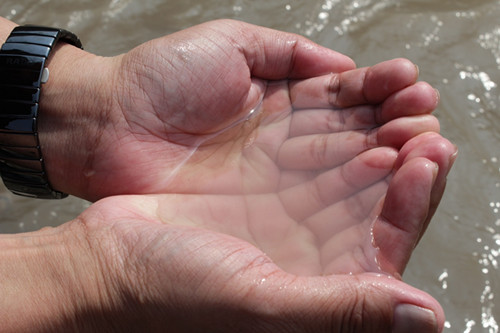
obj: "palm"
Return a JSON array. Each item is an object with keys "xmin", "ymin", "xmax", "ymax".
[
  {"xmin": 81, "ymin": 20, "xmax": 360, "ymax": 198},
  {"xmin": 152, "ymin": 190, "xmax": 385, "ymax": 277},
  {"xmin": 93, "ymin": 124, "xmax": 452, "ymax": 281},
  {"xmin": 98, "ymin": 66, "xmax": 450, "ymax": 278},
  {"xmin": 89, "ymin": 45, "xmax": 436, "ymax": 199},
  {"xmin": 147, "ymin": 135, "xmax": 446, "ymax": 278}
]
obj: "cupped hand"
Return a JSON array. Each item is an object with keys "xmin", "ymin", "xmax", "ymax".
[
  {"xmin": 70, "ymin": 130, "xmax": 455, "ymax": 332},
  {"xmin": 44, "ymin": 20, "xmax": 438, "ymax": 202}
]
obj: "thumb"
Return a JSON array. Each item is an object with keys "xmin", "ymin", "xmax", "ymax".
[
  {"xmin": 216, "ymin": 20, "xmax": 356, "ymax": 79},
  {"xmin": 258, "ymin": 273, "xmax": 444, "ymax": 333}
]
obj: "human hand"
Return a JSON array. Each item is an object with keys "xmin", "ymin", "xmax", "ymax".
[
  {"xmin": 49, "ymin": 131, "xmax": 454, "ymax": 332},
  {"xmin": 4, "ymin": 129, "xmax": 454, "ymax": 332},
  {"xmin": 38, "ymin": 20, "xmax": 438, "ymax": 203}
]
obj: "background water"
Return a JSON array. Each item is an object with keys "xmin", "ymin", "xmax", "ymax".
[{"xmin": 0, "ymin": 0, "xmax": 499, "ymax": 332}]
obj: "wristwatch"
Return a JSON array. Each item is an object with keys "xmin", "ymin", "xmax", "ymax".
[{"xmin": 0, "ymin": 25, "xmax": 83, "ymax": 199}]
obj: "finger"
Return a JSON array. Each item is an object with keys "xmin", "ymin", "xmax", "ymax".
[
  {"xmin": 288, "ymin": 102, "xmax": 439, "ymax": 139},
  {"xmin": 279, "ymin": 115, "xmax": 439, "ymax": 170},
  {"xmin": 288, "ymin": 82, "xmax": 439, "ymax": 137},
  {"xmin": 376, "ymin": 115, "xmax": 440, "ymax": 148},
  {"xmin": 289, "ymin": 58, "xmax": 418, "ymax": 109},
  {"xmin": 320, "ymin": 135, "xmax": 448, "ymax": 276},
  {"xmin": 261, "ymin": 272, "xmax": 444, "ymax": 333},
  {"xmin": 372, "ymin": 157, "xmax": 438, "ymax": 276},
  {"xmin": 379, "ymin": 81, "xmax": 440, "ymax": 123},
  {"xmin": 278, "ymin": 130, "xmax": 374, "ymax": 171},
  {"xmin": 395, "ymin": 132, "xmax": 456, "ymax": 178},
  {"xmin": 288, "ymin": 106, "xmax": 377, "ymax": 137},
  {"xmin": 395, "ymin": 132, "xmax": 458, "ymax": 241},
  {"xmin": 227, "ymin": 20, "xmax": 356, "ymax": 79},
  {"xmin": 279, "ymin": 147, "xmax": 397, "ymax": 222}
]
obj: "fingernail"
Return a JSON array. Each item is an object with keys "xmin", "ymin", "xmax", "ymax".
[
  {"xmin": 450, "ymin": 146, "xmax": 459, "ymax": 164},
  {"xmin": 393, "ymin": 304, "xmax": 438, "ymax": 333},
  {"xmin": 445, "ymin": 147, "xmax": 459, "ymax": 177},
  {"xmin": 432, "ymin": 162, "xmax": 439, "ymax": 184},
  {"xmin": 434, "ymin": 88, "xmax": 440, "ymax": 103}
]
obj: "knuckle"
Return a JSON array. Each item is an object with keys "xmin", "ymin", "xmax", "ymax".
[
  {"xmin": 310, "ymin": 134, "xmax": 331, "ymax": 167},
  {"xmin": 329, "ymin": 281, "xmax": 392, "ymax": 332}
]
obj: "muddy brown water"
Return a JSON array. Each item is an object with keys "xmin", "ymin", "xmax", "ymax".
[{"xmin": 1, "ymin": 0, "xmax": 499, "ymax": 331}]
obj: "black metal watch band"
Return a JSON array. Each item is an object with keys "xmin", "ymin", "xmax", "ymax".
[{"xmin": 0, "ymin": 26, "xmax": 83, "ymax": 199}]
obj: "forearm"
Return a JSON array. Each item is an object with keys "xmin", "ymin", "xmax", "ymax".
[{"xmin": 0, "ymin": 223, "xmax": 115, "ymax": 332}]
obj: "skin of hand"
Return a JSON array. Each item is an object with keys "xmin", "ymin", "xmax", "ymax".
[
  {"xmin": 0, "ymin": 18, "xmax": 457, "ymax": 332},
  {"xmin": 31, "ymin": 19, "xmax": 440, "ymax": 203},
  {"xmin": 1, "ymin": 130, "xmax": 455, "ymax": 332}
]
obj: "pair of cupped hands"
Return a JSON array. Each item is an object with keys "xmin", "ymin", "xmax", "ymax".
[{"xmin": 39, "ymin": 19, "xmax": 456, "ymax": 332}]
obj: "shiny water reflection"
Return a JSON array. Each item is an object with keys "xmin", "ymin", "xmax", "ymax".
[{"xmin": 1, "ymin": 0, "xmax": 499, "ymax": 331}]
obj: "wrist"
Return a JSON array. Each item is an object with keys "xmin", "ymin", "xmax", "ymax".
[{"xmin": 38, "ymin": 43, "xmax": 117, "ymax": 199}]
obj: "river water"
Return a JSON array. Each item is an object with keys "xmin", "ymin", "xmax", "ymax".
[{"xmin": 0, "ymin": 0, "xmax": 499, "ymax": 332}]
